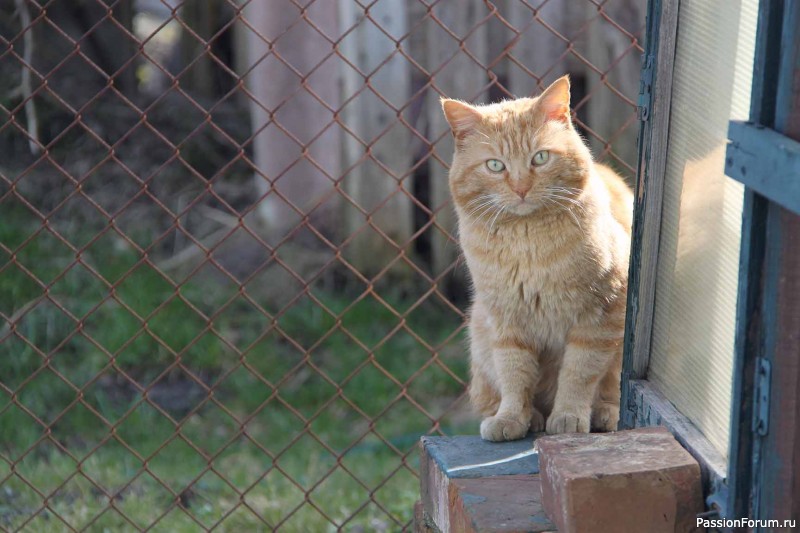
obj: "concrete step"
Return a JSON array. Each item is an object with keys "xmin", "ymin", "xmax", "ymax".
[{"xmin": 417, "ymin": 434, "xmax": 555, "ymax": 533}]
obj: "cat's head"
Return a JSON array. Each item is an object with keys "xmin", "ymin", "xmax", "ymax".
[{"xmin": 442, "ymin": 76, "xmax": 592, "ymax": 220}]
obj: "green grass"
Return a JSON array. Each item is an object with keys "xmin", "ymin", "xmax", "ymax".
[{"xmin": 0, "ymin": 203, "xmax": 470, "ymax": 532}]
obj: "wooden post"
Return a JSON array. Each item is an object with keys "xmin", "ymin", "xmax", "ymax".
[
  {"xmin": 507, "ymin": 0, "xmax": 576, "ymax": 98},
  {"xmin": 753, "ymin": 2, "xmax": 800, "ymax": 525},
  {"xmin": 338, "ymin": 1, "xmax": 412, "ymax": 275},
  {"xmin": 425, "ymin": 4, "xmax": 488, "ymax": 279},
  {"xmin": 244, "ymin": 1, "xmax": 341, "ymax": 245},
  {"xmin": 584, "ymin": 0, "xmax": 645, "ymax": 174}
]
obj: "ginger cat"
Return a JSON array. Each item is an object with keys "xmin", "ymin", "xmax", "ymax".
[{"xmin": 442, "ymin": 76, "xmax": 633, "ymax": 441}]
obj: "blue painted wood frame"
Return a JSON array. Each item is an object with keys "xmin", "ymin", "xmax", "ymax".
[
  {"xmin": 726, "ymin": 121, "xmax": 800, "ymax": 215},
  {"xmin": 620, "ymin": 0, "xmax": 662, "ymax": 429},
  {"xmin": 724, "ymin": 0, "xmax": 783, "ymax": 522},
  {"xmin": 726, "ymin": 0, "xmax": 800, "ymax": 528}
]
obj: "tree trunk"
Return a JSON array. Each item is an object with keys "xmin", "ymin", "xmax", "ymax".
[
  {"xmin": 178, "ymin": 0, "xmax": 235, "ymax": 101},
  {"xmin": 35, "ymin": 0, "xmax": 138, "ymax": 99}
]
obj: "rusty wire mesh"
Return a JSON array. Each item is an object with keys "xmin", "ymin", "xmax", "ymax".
[{"xmin": 0, "ymin": 0, "xmax": 643, "ymax": 531}]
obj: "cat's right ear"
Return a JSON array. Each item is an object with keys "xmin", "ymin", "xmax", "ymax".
[{"xmin": 441, "ymin": 99, "xmax": 482, "ymax": 139}]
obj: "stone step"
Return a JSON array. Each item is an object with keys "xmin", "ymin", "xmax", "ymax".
[{"xmin": 418, "ymin": 434, "xmax": 555, "ymax": 533}]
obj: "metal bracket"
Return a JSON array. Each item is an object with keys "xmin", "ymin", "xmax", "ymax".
[
  {"xmin": 704, "ymin": 476, "xmax": 729, "ymax": 521},
  {"xmin": 752, "ymin": 357, "xmax": 771, "ymax": 436},
  {"xmin": 637, "ymin": 53, "xmax": 655, "ymax": 121}
]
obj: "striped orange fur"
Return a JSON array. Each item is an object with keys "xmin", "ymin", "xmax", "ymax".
[{"xmin": 442, "ymin": 76, "xmax": 633, "ymax": 441}]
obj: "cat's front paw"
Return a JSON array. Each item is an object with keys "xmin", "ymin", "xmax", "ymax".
[
  {"xmin": 480, "ymin": 414, "xmax": 529, "ymax": 441},
  {"xmin": 546, "ymin": 409, "xmax": 590, "ymax": 434},
  {"xmin": 530, "ymin": 408, "xmax": 545, "ymax": 433},
  {"xmin": 591, "ymin": 402, "xmax": 619, "ymax": 432}
]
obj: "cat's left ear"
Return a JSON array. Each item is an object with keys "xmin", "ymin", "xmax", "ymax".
[{"xmin": 538, "ymin": 75, "xmax": 571, "ymax": 123}]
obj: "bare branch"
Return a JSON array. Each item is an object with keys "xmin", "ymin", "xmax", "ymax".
[{"xmin": 14, "ymin": 0, "xmax": 40, "ymax": 155}]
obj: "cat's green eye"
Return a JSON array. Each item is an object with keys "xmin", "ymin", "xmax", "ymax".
[
  {"xmin": 486, "ymin": 159, "xmax": 506, "ymax": 172},
  {"xmin": 532, "ymin": 150, "xmax": 550, "ymax": 166}
]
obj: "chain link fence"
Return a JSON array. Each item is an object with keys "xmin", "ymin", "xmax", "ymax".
[{"xmin": 0, "ymin": 0, "xmax": 643, "ymax": 530}]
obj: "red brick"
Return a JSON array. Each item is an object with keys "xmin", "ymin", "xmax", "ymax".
[
  {"xmin": 536, "ymin": 427, "xmax": 703, "ymax": 533},
  {"xmin": 448, "ymin": 475, "xmax": 556, "ymax": 532}
]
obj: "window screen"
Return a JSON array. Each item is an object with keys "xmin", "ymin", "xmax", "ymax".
[{"xmin": 648, "ymin": 0, "xmax": 758, "ymax": 457}]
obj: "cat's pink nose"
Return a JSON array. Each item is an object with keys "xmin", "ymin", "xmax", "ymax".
[{"xmin": 512, "ymin": 185, "xmax": 531, "ymax": 199}]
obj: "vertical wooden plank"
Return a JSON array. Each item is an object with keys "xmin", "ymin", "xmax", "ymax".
[
  {"xmin": 339, "ymin": 1, "xmax": 412, "ymax": 274},
  {"xmin": 584, "ymin": 0, "xmax": 645, "ymax": 173},
  {"xmin": 483, "ymin": 0, "xmax": 512, "ymax": 101},
  {"xmin": 620, "ymin": 0, "xmax": 680, "ymax": 427},
  {"xmin": 426, "ymin": 3, "xmax": 488, "ymax": 278},
  {"xmin": 244, "ymin": 1, "xmax": 341, "ymax": 244},
  {"xmin": 757, "ymin": 206, "xmax": 800, "ymax": 528},
  {"xmin": 774, "ymin": 0, "xmax": 800, "ymax": 141},
  {"xmin": 507, "ymin": 0, "xmax": 572, "ymax": 97},
  {"xmin": 725, "ymin": 0, "xmax": 784, "ymax": 521},
  {"xmin": 726, "ymin": 189, "xmax": 769, "ymax": 518},
  {"xmin": 753, "ymin": 1, "xmax": 800, "ymax": 527}
]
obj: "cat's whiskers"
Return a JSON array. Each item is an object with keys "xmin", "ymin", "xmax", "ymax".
[
  {"xmin": 488, "ymin": 205, "xmax": 505, "ymax": 234},
  {"xmin": 541, "ymin": 191, "xmax": 583, "ymax": 210},
  {"xmin": 484, "ymin": 204, "xmax": 508, "ymax": 249},
  {"xmin": 464, "ymin": 195, "xmax": 501, "ymax": 222},
  {"xmin": 465, "ymin": 200, "xmax": 499, "ymax": 221},
  {"xmin": 540, "ymin": 194, "xmax": 583, "ymax": 231},
  {"xmin": 467, "ymin": 206, "xmax": 498, "ymax": 228},
  {"xmin": 464, "ymin": 194, "xmax": 495, "ymax": 209},
  {"xmin": 545, "ymin": 185, "xmax": 584, "ymax": 199},
  {"xmin": 549, "ymin": 195, "xmax": 584, "ymax": 211},
  {"xmin": 543, "ymin": 187, "xmax": 586, "ymax": 210},
  {"xmin": 464, "ymin": 193, "xmax": 498, "ymax": 208}
]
